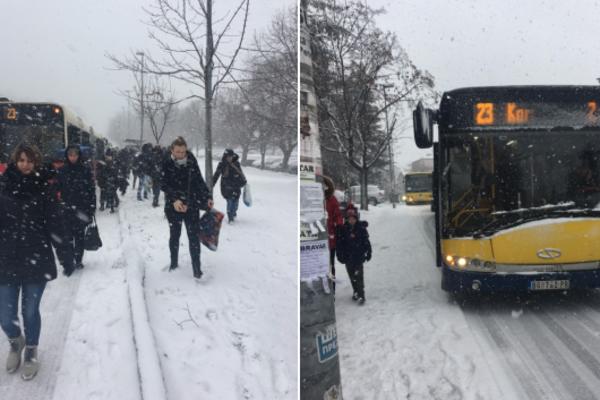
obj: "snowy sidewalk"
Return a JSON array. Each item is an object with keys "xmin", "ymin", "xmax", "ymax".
[
  {"xmin": 119, "ymin": 164, "xmax": 298, "ymax": 400},
  {"xmin": 0, "ymin": 273, "xmax": 81, "ymax": 399},
  {"xmin": 335, "ymin": 204, "xmax": 516, "ymax": 400}
]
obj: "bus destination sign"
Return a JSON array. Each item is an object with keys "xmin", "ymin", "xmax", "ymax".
[{"xmin": 473, "ymin": 101, "xmax": 599, "ymax": 128}]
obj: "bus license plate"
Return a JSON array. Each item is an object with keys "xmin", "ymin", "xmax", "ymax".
[{"xmin": 529, "ymin": 280, "xmax": 570, "ymax": 291}]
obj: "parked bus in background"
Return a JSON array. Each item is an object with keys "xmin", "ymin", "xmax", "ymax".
[
  {"xmin": 402, "ymin": 172, "xmax": 433, "ymax": 205},
  {"xmin": 414, "ymin": 86, "xmax": 600, "ymax": 293},
  {"xmin": 0, "ymin": 101, "xmax": 102, "ymax": 173}
]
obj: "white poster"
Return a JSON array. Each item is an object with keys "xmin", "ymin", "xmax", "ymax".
[
  {"xmin": 300, "ymin": 239, "xmax": 330, "ymax": 281},
  {"xmin": 300, "ymin": 182, "xmax": 325, "ymax": 222}
]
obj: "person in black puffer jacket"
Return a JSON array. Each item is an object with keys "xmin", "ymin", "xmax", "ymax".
[
  {"xmin": 212, "ymin": 148, "xmax": 247, "ymax": 223},
  {"xmin": 57, "ymin": 144, "xmax": 96, "ymax": 271},
  {"xmin": 0, "ymin": 143, "xmax": 72, "ymax": 380},
  {"xmin": 336, "ymin": 204, "xmax": 372, "ymax": 304},
  {"xmin": 161, "ymin": 137, "xmax": 213, "ymax": 279}
]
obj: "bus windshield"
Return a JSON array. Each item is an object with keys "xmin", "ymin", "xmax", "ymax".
[
  {"xmin": 0, "ymin": 124, "xmax": 64, "ymax": 164},
  {"xmin": 405, "ymin": 174, "xmax": 432, "ymax": 193},
  {"xmin": 445, "ymin": 131, "xmax": 600, "ymax": 235}
]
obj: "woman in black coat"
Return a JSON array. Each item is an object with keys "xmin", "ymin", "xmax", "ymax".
[
  {"xmin": 57, "ymin": 144, "xmax": 96, "ymax": 270},
  {"xmin": 212, "ymin": 148, "xmax": 247, "ymax": 223},
  {"xmin": 161, "ymin": 137, "xmax": 213, "ymax": 278},
  {"xmin": 0, "ymin": 143, "xmax": 71, "ymax": 380}
]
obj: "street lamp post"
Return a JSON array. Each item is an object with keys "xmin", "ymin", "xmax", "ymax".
[
  {"xmin": 382, "ymin": 84, "xmax": 397, "ymax": 208},
  {"xmin": 136, "ymin": 51, "xmax": 145, "ymax": 148}
]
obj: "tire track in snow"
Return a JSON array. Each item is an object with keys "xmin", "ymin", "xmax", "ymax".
[{"xmin": 118, "ymin": 206, "xmax": 168, "ymax": 400}]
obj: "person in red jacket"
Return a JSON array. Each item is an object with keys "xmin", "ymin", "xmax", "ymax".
[{"xmin": 323, "ymin": 176, "xmax": 343, "ymax": 290}]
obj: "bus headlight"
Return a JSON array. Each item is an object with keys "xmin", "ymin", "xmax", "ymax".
[{"xmin": 444, "ymin": 255, "xmax": 496, "ymax": 272}]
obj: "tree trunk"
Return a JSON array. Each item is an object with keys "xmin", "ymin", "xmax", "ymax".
[
  {"xmin": 360, "ymin": 167, "xmax": 369, "ymax": 211},
  {"xmin": 204, "ymin": 0, "xmax": 214, "ymax": 189},
  {"xmin": 241, "ymin": 143, "xmax": 250, "ymax": 165},
  {"xmin": 260, "ymin": 146, "xmax": 267, "ymax": 170},
  {"xmin": 281, "ymin": 146, "xmax": 293, "ymax": 171}
]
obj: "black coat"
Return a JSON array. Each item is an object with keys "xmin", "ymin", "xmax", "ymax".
[
  {"xmin": 161, "ymin": 152, "xmax": 211, "ymax": 211},
  {"xmin": 57, "ymin": 160, "xmax": 96, "ymax": 217},
  {"xmin": 96, "ymin": 160, "xmax": 119, "ymax": 191},
  {"xmin": 336, "ymin": 221, "xmax": 372, "ymax": 265},
  {"xmin": 212, "ymin": 154, "xmax": 247, "ymax": 199},
  {"xmin": 0, "ymin": 165, "xmax": 68, "ymax": 284}
]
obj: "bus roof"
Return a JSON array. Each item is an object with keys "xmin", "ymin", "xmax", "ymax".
[{"xmin": 442, "ymin": 85, "xmax": 600, "ymax": 101}]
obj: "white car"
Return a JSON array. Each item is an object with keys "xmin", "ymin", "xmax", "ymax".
[{"xmin": 347, "ymin": 185, "xmax": 385, "ymax": 206}]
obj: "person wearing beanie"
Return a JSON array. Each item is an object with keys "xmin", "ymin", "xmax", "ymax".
[
  {"xmin": 336, "ymin": 203, "xmax": 372, "ymax": 304},
  {"xmin": 56, "ymin": 144, "xmax": 96, "ymax": 271}
]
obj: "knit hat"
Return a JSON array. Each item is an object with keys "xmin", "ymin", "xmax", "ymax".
[
  {"xmin": 346, "ymin": 203, "xmax": 359, "ymax": 220},
  {"xmin": 224, "ymin": 148, "xmax": 235, "ymax": 157}
]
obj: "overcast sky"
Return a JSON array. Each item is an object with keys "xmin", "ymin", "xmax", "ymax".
[
  {"xmin": 1, "ymin": 0, "xmax": 292, "ymax": 135},
  {"xmin": 369, "ymin": 0, "xmax": 600, "ymax": 170}
]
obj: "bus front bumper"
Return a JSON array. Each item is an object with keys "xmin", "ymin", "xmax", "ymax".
[{"xmin": 441, "ymin": 266, "xmax": 600, "ymax": 293}]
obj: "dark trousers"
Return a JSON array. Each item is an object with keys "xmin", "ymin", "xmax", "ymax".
[
  {"xmin": 226, "ymin": 197, "xmax": 240, "ymax": 221},
  {"xmin": 0, "ymin": 282, "xmax": 47, "ymax": 346},
  {"xmin": 166, "ymin": 208, "xmax": 201, "ymax": 269},
  {"xmin": 152, "ymin": 179, "xmax": 161, "ymax": 205},
  {"xmin": 346, "ymin": 263, "xmax": 365, "ymax": 298},
  {"xmin": 66, "ymin": 210, "xmax": 90, "ymax": 265}
]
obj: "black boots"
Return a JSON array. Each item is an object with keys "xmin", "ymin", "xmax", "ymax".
[{"xmin": 192, "ymin": 262, "xmax": 203, "ymax": 279}]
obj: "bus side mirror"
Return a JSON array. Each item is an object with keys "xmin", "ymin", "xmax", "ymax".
[{"xmin": 413, "ymin": 102, "xmax": 436, "ymax": 149}]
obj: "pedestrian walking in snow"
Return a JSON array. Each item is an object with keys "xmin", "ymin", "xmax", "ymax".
[
  {"xmin": 336, "ymin": 204, "xmax": 372, "ymax": 304},
  {"xmin": 137, "ymin": 143, "xmax": 153, "ymax": 201},
  {"xmin": 212, "ymin": 148, "xmax": 247, "ymax": 223},
  {"xmin": 161, "ymin": 137, "xmax": 213, "ymax": 279},
  {"xmin": 0, "ymin": 143, "xmax": 72, "ymax": 380},
  {"xmin": 57, "ymin": 144, "xmax": 96, "ymax": 271},
  {"xmin": 150, "ymin": 145, "xmax": 164, "ymax": 207},
  {"xmin": 97, "ymin": 149, "xmax": 120, "ymax": 213},
  {"xmin": 323, "ymin": 176, "xmax": 343, "ymax": 291}
]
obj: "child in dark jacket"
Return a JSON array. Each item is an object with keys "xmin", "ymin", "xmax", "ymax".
[{"xmin": 336, "ymin": 204, "xmax": 372, "ymax": 304}]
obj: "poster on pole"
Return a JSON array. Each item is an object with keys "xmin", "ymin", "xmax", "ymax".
[
  {"xmin": 300, "ymin": 239, "xmax": 330, "ymax": 281},
  {"xmin": 300, "ymin": 182, "xmax": 325, "ymax": 223}
]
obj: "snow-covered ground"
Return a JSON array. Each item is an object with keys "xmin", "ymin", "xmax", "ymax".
[
  {"xmin": 335, "ymin": 204, "xmax": 600, "ymax": 400},
  {"xmin": 0, "ymin": 161, "xmax": 297, "ymax": 400}
]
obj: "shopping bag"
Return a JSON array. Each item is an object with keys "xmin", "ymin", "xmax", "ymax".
[
  {"xmin": 198, "ymin": 208, "xmax": 225, "ymax": 251},
  {"xmin": 243, "ymin": 184, "xmax": 252, "ymax": 207},
  {"xmin": 84, "ymin": 216, "xmax": 102, "ymax": 251}
]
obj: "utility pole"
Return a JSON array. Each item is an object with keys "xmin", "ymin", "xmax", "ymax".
[
  {"xmin": 300, "ymin": 1, "xmax": 342, "ymax": 399},
  {"xmin": 382, "ymin": 84, "xmax": 396, "ymax": 208},
  {"xmin": 136, "ymin": 51, "xmax": 145, "ymax": 148}
]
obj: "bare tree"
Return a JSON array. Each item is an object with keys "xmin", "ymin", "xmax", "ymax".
[
  {"xmin": 142, "ymin": 78, "xmax": 177, "ymax": 145},
  {"xmin": 310, "ymin": 0, "xmax": 437, "ymax": 209},
  {"xmin": 108, "ymin": 0, "xmax": 250, "ymax": 186},
  {"xmin": 247, "ymin": 7, "xmax": 298, "ymax": 170}
]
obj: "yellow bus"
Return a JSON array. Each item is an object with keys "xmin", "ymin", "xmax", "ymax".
[
  {"xmin": 403, "ymin": 172, "xmax": 433, "ymax": 205},
  {"xmin": 414, "ymin": 86, "xmax": 600, "ymax": 292}
]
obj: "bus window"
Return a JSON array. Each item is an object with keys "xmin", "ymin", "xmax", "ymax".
[{"xmin": 68, "ymin": 125, "xmax": 81, "ymax": 145}]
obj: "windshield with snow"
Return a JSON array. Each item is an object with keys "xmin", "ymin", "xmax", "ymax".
[
  {"xmin": 405, "ymin": 174, "xmax": 432, "ymax": 193},
  {"xmin": 444, "ymin": 131, "xmax": 600, "ymax": 236}
]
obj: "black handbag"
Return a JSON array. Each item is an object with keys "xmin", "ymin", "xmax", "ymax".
[{"xmin": 84, "ymin": 216, "xmax": 102, "ymax": 251}]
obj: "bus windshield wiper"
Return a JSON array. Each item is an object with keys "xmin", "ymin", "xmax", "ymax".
[{"xmin": 472, "ymin": 203, "xmax": 600, "ymax": 238}]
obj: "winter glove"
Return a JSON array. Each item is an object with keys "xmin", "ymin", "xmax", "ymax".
[{"xmin": 366, "ymin": 251, "xmax": 372, "ymax": 261}]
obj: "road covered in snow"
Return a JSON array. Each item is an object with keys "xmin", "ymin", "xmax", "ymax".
[
  {"xmin": 0, "ymin": 163, "xmax": 297, "ymax": 400},
  {"xmin": 336, "ymin": 204, "xmax": 600, "ymax": 400}
]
